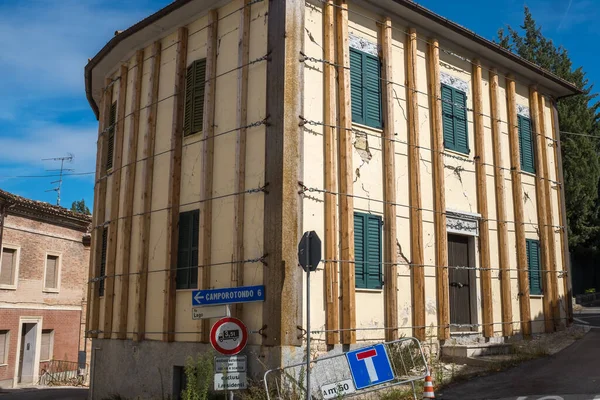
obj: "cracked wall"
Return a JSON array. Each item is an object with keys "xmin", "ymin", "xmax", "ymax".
[
  {"xmin": 299, "ymin": 0, "xmax": 565, "ymax": 342},
  {"xmin": 94, "ymin": 0, "xmax": 269, "ymax": 345}
]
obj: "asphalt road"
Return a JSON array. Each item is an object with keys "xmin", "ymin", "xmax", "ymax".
[
  {"xmin": 0, "ymin": 388, "xmax": 87, "ymax": 400},
  {"xmin": 440, "ymin": 311, "xmax": 600, "ymax": 400}
]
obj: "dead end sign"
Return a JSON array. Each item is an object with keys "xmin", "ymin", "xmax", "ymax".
[{"xmin": 210, "ymin": 317, "xmax": 248, "ymax": 355}]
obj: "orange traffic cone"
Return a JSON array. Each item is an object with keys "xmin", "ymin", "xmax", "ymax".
[{"xmin": 423, "ymin": 371, "xmax": 435, "ymax": 399}]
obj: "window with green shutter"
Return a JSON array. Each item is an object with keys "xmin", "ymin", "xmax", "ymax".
[
  {"xmin": 99, "ymin": 228, "xmax": 108, "ymax": 297},
  {"xmin": 350, "ymin": 48, "xmax": 382, "ymax": 129},
  {"xmin": 441, "ymin": 84, "xmax": 469, "ymax": 154},
  {"xmin": 106, "ymin": 101, "xmax": 117, "ymax": 170},
  {"xmin": 183, "ymin": 59, "xmax": 207, "ymax": 137},
  {"xmin": 518, "ymin": 115, "xmax": 535, "ymax": 173},
  {"xmin": 176, "ymin": 210, "xmax": 199, "ymax": 290},
  {"xmin": 526, "ymin": 239, "xmax": 542, "ymax": 295},
  {"xmin": 354, "ymin": 212, "xmax": 383, "ymax": 289}
]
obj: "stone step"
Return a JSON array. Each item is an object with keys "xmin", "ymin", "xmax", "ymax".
[{"xmin": 441, "ymin": 342, "xmax": 513, "ymax": 359}]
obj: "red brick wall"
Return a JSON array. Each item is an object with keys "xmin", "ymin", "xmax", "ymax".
[
  {"xmin": 0, "ymin": 309, "xmax": 81, "ymax": 384},
  {"xmin": 1, "ymin": 214, "xmax": 90, "ymax": 307}
]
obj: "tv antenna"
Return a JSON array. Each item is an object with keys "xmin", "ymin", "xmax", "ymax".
[{"xmin": 43, "ymin": 154, "xmax": 74, "ymax": 206}]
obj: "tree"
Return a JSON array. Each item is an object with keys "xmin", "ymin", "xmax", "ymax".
[
  {"xmin": 497, "ymin": 7, "xmax": 600, "ymax": 250},
  {"xmin": 71, "ymin": 199, "xmax": 91, "ymax": 215}
]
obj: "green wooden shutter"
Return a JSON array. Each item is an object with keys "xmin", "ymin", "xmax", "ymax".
[
  {"xmin": 350, "ymin": 48, "xmax": 382, "ymax": 129},
  {"xmin": 183, "ymin": 59, "xmax": 206, "ymax": 137},
  {"xmin": 350, "ymin": 49, "xmax": 364, "ymax": 124},
  {"xmin": 441, "ymin": 85, "xmax": 455, "ymax": 149},
  {"xmin": 453, "ymin": 90, "xmax": 469, "ymax": 153},
  {"xmin": 106, "ymin": 102, "xmax": 117, "ymax": 170},
  {"xmin": 183, "ymin": 64, "xmax": 194, "ymax": 136},
  {"xmin": 366, "ymin": 214, "xmax": 383, "ymax": 289},
  {"xmin": 354, "ymin": 213, "xmax": 366, "ymax": 288},
  {"xmin": 192, "ymin": 59, "xmax": 206, "ymax": 134},
  {"xmin": 519, "ymin": 116, "xmax": 535, "ymax": 173},
  {"xmin": 364, "ymin": 54, "xmax": 382, "ymax": 129},
  {"xmin": 441, "ymin": 84, "xmax": 469, "ymax": 154},
  {"xmin": 99, "ymin": 228, "xmax": 108, "ymax": 296},
  {"xmin": 527, "ymin": 239, "xmax": 542, "ymax": 295},
  {"xmin": 354, "ymin": 212, "xmax": 382, "ymax": 289},
  {"xmin": 177, "ymin": 210, "xmax": 199, "ymax": 289}
]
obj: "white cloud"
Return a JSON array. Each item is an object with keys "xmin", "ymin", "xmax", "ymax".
[
  {"xmin": 0, "ymin": 122, "xmax": 98, "ymax": 175},
  {"xmin": 0, "ymin": 0, "xmax": 155, "ymax": 121}
]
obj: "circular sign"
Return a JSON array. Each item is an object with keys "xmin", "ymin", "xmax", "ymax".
[{"xmin": 210, "ymin": 317, "xmax": 248, "ymax": 355}]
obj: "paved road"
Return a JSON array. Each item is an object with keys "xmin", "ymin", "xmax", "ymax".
[
  {"xmin": 0, "ymin": 388, "xmax": 88, "ymax": 400},
  {"xmin": 440, "ymin": 312, "xmax": 600, "ymax": 400}
]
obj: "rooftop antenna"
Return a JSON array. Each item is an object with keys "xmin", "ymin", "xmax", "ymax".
[{"xmin": 42, "ymin": 154, "xmax": 74, "ymax": 206}]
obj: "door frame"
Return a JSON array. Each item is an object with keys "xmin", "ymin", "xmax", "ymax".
[
  {"xmin": 13, "ymin": 316, "xmax": 43, "ymax": 386},
  {"xmin": 448, "ymin": 234, "xmax": 479, "ymax": 333}
]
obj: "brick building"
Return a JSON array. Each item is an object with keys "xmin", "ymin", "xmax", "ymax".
[{"xmin": 0, "ymin": 189, "xmax": 92, "ymax": 388}]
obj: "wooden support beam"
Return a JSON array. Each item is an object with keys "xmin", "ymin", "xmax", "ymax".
[
  {"xmin": 472, "ymin": 60, "xmax": 495, "ymax": 338},
  {"xmin": 163, "ymin": 27, "xmax": 188, "ymax": 343},
  {"xmin": 117, "ymin": 50, "xmax": 144, "ymax": 340},
  {"xmin": 134, "ymin": 41, "xmax": 161, "ymax": 342},
  {"xmin": 406, "ymin": 27, "xmax": 425, "ymax": 341},
  {"xmin": 103, "ymin": 65, "xmax": 128, "ymax": 339},
  {"xmin": 489, "ymin": 69, "xmax": 512, "ymax": 338},
  {"xmin": 530, "ymin": 86, "xmax": 554, "ymax": 333},
  {"xmin": 262, "ymin": 0, "xmax": 304, "ymax": 350},
  {"xmin": 427, "ymin": 39, "xmax": 449, "ymax": 340},
  {"xmin": 506, "ymin": 74, "xmax": 528, "ymax": 337},
  {"xmin": 232, "ymin": 0, "xmax": 251, "ymax": 319},
  {"xmin": 336, "ymin": 0, "xmax": 356, "ymax": 345},
  {"xmin": 551, "ymin": 102, "xmax": 573, "ymax": 324},
  {"xmin": 88, "ymin": 78, "xmax": 112, "ymax": 339},
  {"xmin": 539, "ymin": 95, "xmax": 561, "ymax": 329},
  {"xmin": 381, "ymin": 17, "xmax": 398, "ymax": 342},
  {"xmin": 324, "ymin": 0, "xmax": 339, "ymax": 345},
  {"xmin": 199, "ymin": 11, "xmax": 218, "ymax": 343}
]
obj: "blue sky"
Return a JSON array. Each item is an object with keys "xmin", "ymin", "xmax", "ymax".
[{"xmin": 0, "ymin": 0, "xmax": 597, "ymax": 210}]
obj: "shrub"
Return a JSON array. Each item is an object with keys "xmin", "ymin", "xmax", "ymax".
[{"xmin": 181, "ymin": 352, "xmax": 214, "ymax": 400}]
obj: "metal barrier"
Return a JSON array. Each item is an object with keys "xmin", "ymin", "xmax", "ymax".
[
  {"xmin": 38, "ymin": 360, "xmax": 88, "ymax": 386},
  {"xmin": 263, "ymin": 337, "xmax": 428, "ymax": 399}
]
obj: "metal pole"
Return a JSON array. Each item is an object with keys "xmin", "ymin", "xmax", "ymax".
[{"xmin": 306, "ymin": 267, "xmax": 311, "ymax": 400}]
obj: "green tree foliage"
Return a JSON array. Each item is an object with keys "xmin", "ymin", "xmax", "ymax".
[
  {"xmin": 497, "ymin": 7, "xmax": 600, "ymax": 249},
  {"xmin": 70, "ymin": 198, "xmax": 91, "ymax": 215}
]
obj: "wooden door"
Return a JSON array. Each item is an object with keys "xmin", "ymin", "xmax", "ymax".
[{"xmin": 448, "ymin": 234, "xmax": 473, "ymax": 332}]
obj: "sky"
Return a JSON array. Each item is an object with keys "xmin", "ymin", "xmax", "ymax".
[{"xmin": 0, "ymin": 0, "xmax": 597, "ymax": 211}]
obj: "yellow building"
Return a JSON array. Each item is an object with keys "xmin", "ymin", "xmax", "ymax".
[{"xmin": 84, "ymin": 0, "xmax": 578, "ymax": 398}]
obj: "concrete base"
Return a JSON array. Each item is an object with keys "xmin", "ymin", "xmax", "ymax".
[{"xmin": 89, "ymin": 339, "xmax": 306, "ymax": 400}]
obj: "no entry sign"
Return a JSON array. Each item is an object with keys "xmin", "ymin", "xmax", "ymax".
[{"xmin": 210, "ymin": 317, "xmax": 248, "ymax": 355}]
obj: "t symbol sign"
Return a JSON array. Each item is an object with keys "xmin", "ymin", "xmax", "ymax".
[
  {"xmin": 356, "ymin": 349, "xmax": 378, "ymax": 382},
  {"xmin": 346, "ymin": 344, "xmax": 394, "ymax": 390}
]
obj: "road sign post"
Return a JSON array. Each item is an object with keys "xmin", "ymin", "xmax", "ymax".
[{"xmin": 298, "ymin": 231, "xmax": 322, "ymax": 400}]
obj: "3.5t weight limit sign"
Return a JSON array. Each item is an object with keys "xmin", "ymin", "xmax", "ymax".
[{"xmin": 210, "ymin": 317, "xmax": 248, "ymax": 355}]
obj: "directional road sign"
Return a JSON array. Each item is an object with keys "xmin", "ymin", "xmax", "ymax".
[
  {"xmin": 346, "ymin": 344, "xmax": 394, "ymax": 390},
  {"xmin": 192, "ymin": 285, "xmax": 265, "ymax": 307},
  {"xmin": 192, "ymin": 305, "xmax": 229, "ymax": 320}
]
